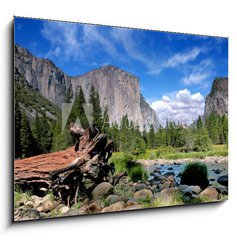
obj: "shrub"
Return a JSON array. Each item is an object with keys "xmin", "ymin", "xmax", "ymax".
[
  {"xmin": 180, "ymin": 162, "xmax": 209, "ymax": 189},
  {"xmin": 194, "ymin": 129, "xmax": 211, "ymax": 152},
  {"xmin": 109, "ymin": 152, "xmax": 147, "ymax": 182},
  {"xmin": 128, "ymin": 164, "xmax": 148, "ymax": 182}
]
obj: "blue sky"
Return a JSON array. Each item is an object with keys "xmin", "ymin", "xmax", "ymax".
[{"xmin": 14, "ymin": 17, "xmax": 228, "ymax": 125}]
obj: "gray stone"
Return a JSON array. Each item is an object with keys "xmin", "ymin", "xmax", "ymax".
[
  {"xmin": 92, "ymin": 182, "xmax": 113, "ymax": 200},
  {"xmin": 102, "ymin": 201, "xmax": 126, "ymax": 212},
  {"xmin": 58, "ymin": 206, "xmax": 70, "ymax": 215},
  {"xmin": 199, "ymin": 187, "xmax": 219, "ymax": 200},
  {"xmin": 14, "ymin": 207, "xmax": 40, "ymax": 221},
  {"xmin": 217, "ymin": 175, "xmax": 228, "ymax": 187},
  {"xmin": 134, "ymin": 189, "xmax": 153, "ymax": 199},
  {"xmin": 181, "ymin": 185, "xmax": 202, "ymax": 198},
  {"xmin": 106, "ymin": 195, "xmax": 123, "ymax": 205}
]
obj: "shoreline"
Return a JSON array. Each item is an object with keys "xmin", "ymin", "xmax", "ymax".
[{"xmin": 137, "ymin": 156, "xmax": 228, "ymax": 166}]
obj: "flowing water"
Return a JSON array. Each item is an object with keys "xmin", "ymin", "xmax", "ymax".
[{"xmin": 144, "ymin": 161, "xmax": 228, "ymax": 185}]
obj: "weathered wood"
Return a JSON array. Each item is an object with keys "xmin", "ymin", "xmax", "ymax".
[{"xmin": 14, "ymin": 125, "xmax": 115, "ymax": 205}]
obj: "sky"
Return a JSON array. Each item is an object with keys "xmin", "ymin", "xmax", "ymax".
[{"xmin": 14, "ymin": 17, "xmax": 228, "ymax": 126}]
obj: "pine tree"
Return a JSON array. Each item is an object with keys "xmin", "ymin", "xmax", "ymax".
[
  {"xmin": 20, "ymin": 111, "xmax": 35, "ymax": 158},
  {"xmin": 206, "ymin": 113, "xmax": 219, "ymax": 144},
  {"xmin": 68, "ymin": 86, "xmax": 89, "ymax": 129},
  {"xmin": 197, "ymin": 115, "xmax": 203, "ymax": 130},
  {"xmin": 89, "ymin": 84, "xmax": 103, "ymax": 128},
  {"xmin": 102, "ymin": 106, "xmax": 110, "ymax": 133},
  {"xmin": 15, "ymin": 100, "xmax": 22, "ymax": 158},
  {"xmin": 148, "ymin": 124, "xmax": 155, "ymax": 149},
  {"xmin": 32, "ymin": 112, "xmax": 52, "ymax": 153},
  {"xmin": 222, "ymin": 115, "xmax": 228, "ymax": 144}
]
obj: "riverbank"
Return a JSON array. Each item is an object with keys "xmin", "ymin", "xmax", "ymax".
[{"xmin": 137, "ymin": 156, "xmax": 228, "ymax": 166}]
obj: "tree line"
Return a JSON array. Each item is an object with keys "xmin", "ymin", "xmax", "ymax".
[{"xmin": 15, "ymin": 86, "xmax": 228, "ymax": 159}]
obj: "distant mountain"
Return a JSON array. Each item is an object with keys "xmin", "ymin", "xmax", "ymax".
[
  {"xmin": 204, "ymin": 77, "xmax": 228, "ymax": 117},
  {"xmin": 15, "ymin": 45, "xmax": 158, "ymax": 130},
  {"xmin": 15, "ymin": 67, "xmax": 60, "ymax": 122}
]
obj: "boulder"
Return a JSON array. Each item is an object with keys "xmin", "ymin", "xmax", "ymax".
[
  {"xmin": 134, "ymin": 189, "xmax": 153, "ymax": 199},
  {"xmin": 58, "ymin": 206, "xmax": 70, "ymax": 215},
  {"xmin": 217, "ymin": 175, "xmax": 228, "ymax": 187},
  {"xmin": 134, "ymin": 183, "xmax": 147, "ymax": 191},
  {"xmin": 106, "ymin": 195, "xmax": 123, "ymax": 205},
  {"xmin": 14, "ymin": 207, "xmax": 40, "ymax": 221},
  {"xmin": 87, "ymin": 201, "xmax": 102, "ymax": 213},
  {"xmin": 180, "ymin": 185, "xmax": 202, "ymax": 198},
  {"xmin": 36, "ymin": 199, "xmax": 58, "ymax": 213},
  {"xmin": 126, "ymin": 198, "xmax": 139, "ymax": 206},
  {"xmin": 199, "ymin": 187, "xmax": 219, "ymax": 200},
  {"xmin": 102, "ymin": 201, "xmax": 126, "ymax": 213},
  {"xmin": 160, "ymin": 187, "xmax": 179, "ymax": 196},
  {"xmin": 161, "ymin": 181, "xmax": 171, "ymax": 190},
  {"xmin": 92, "ymin": 182, "xmax": 113, "ymax": 200},
  {"xmin": 123, "ymin": 204, "xmax": 145, "ymax": 211}
]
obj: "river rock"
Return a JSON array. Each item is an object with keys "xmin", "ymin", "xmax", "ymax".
[
  {"xmin": 217, "ymin": 175, "xmax": 228, "ymax": 187},
  {"xmin": 126, "ymin": 198, "xmax": 139, "ymax": 206},
  {"xmin": 214, "ymin": 169, "xmax": 221, "ymax": 174},
  {"xmin": 14, "ymin": 207, "xmax": 40, "ymax": 221},
  {"xmin": 123, "ymin": 204, "xmax": 145, "ymax": 211},
  {"xmin": 92, "ymin": 182, "xmax": 113, "ymax": 200},
  {"xmin": 87, "ymin": 201, "xmax": 102, "ymax": 213},
  {"xmin": 37, "ymin": 199, "xmax": 58, "ymax": 213},
  {"xmin": 161, "ymin": 181, "xmax": 171, "ymax": 190},
  {"xmin": 160, "ymin": 187, "xmax": 179, "ymax": 196},
  {"xmin": 180, "ymin": 185, "xmax": 202, "ymax": 198},
  {"xmin": 58, "ymin": 205, "xmax": 70, "ymax": 215},
  {"xmin": 199, "ymin": 187, "xmax": 219, "ymax": 200},
  {"xmin": 215, "ymin": 186, "xmax": 228, "ymax": 195},
  {"xmin": 102, "ymin": 201, "xmax": 126, "ymax": 212},
  {"xmin": 134, "ymin": 183, "xmax": 148, "ymax": 191},
  {"xmin": 134, "ymin": 189, "xmax": 153, "ymax": 199},
  {"xmin": 106, "ymin": 195, "xmax": 123, "ymax": 205}
]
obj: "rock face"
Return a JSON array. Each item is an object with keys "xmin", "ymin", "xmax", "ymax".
[
  {"xmin": 15, "ymin": 45, "xmax": 158, "ymax": 130},
  {"xmin": 205, "ymin": 77, "xmax": 228, "ymax": 117}
]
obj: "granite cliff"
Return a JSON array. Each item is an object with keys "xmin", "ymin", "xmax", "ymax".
[
  {"xmin": 15, "ymin": 45, "xmax": 158, "ymax": 130},
  {"xmin": 205, "ymin": 77, "xmax": 228, "ymax": 117}
]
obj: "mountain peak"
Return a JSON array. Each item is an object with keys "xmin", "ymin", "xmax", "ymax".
[{"xmin": 205, "ymin": 77, "xmax": 228, "ymax": 117}]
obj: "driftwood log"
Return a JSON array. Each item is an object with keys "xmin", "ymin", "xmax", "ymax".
[{"xmin": 14, "ymin": 125, "xmax": 115, "ymax": 206}]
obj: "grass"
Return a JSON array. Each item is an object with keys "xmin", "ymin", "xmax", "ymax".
[
  {"xmin": 113, "ymin": 183, "xmax": 134, "ymax": 200},
  {"xmin": 111, "ymin": 144, "xmax": 227, "ymax": 162},
  {"xmin": 14, "ymin": 191, "xmax": 32, "ymax": 208},
  {"xmin": 109, "ymin": 152, "xmax": 148, "ymax": 182}
]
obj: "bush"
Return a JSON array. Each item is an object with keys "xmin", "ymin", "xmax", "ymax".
[
  {"xmin": 128, "ymin": 164, "xmax": 148, "ymax": 182},
  {"xmin": 180, "ymin": 162, "xmax": 209, "ymax": 189},
  {"xmin": 194, "ymin": 129, "xmax": 211, "ymax": 152},
  {"xmin": 109, "ymin": 152, "xmax": 148, "ymax": 182}
]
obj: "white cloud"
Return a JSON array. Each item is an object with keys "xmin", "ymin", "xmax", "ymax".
[
  {"xmin": 41, "ymin": 21, "xmax": 80, "ymax": 61},
  {"xmin": 148, "ymin": 47, "xmax": 202, "ymax": 75},
  {"xmin": 165, "ymin": 47, "xmax": 201, "ymax": 68},
  {"xmin": 181, "ymin": 59, "xmax": 213, "ymax": 86},
  {"xmin": 151, "ymin": 89, "xmax": 204, "ymax": 126}
]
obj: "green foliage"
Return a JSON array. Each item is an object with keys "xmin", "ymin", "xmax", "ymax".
[
  {"xmin": 180, "ymin": 162, "xmax": 209, "ymax": 189},
  {"xmin": 68, "ymin": 86, "xmax": 89, "ymax": 129},
  {"xmin": 89, "ymin": 84, "xmax": 103, "ymax": 128},
  {"xmin": 113, "ymin": 183, "xmax": 134, "ymax": 200},
  {"xmin": 19, "ymin": 111, "xmax": 37, "ymax": 158},
  {"xmin": 15, "ymin": 100, "xmax": 22, "ymax": 158},
  {"xmin": 194, "ymin": 128, "xmax": 211, "ymax": 152},
  {"xmin": 148, "ymin": 124, "xmax": 155, "ymax": 149},
  {"xmin": 32, "ymin": 112, "xmax": 53, "ymax": 153},
  {"xmin": 109, "ymin": 152, "xmax": 147, "ymax": 182}
]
